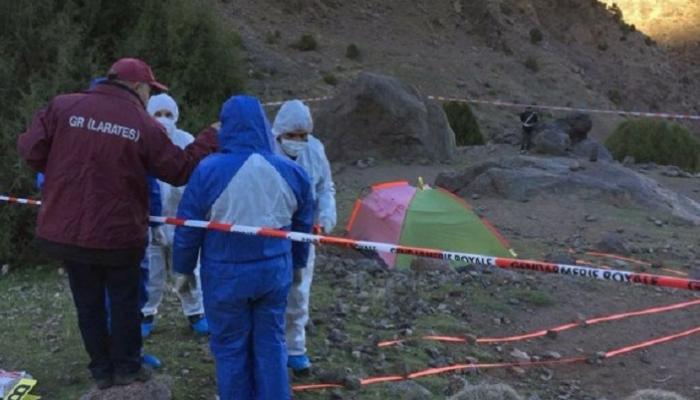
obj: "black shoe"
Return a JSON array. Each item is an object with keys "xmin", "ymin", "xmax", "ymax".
[
  {"xmin": 113, "ymin": 366, "xmax": 153, "ymax": 386},
  {"xmin": 95, "ymin": 376, "xmax": 113, "ymax": 390}
]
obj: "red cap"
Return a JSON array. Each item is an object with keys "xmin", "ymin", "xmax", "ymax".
[{"xmin": 107, "ymin": 58, "xmax": 168, "ymax": 92}]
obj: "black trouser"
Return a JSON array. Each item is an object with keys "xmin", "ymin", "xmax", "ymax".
[
  {"xmin": 521, "ymin": 126, "xmax": 534, "ymax": 150},
  {"xmin": 65, "ymin": 261, "xmax": 142, "ymax": 379}
]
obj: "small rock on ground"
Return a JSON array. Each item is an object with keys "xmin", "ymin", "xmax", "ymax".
[
  {"xmin": 448, "ymin": 383, "xmax": 523, "ymax": 400},
  {"xmin": 80, "ymin": 377, "xmax": 172, "ymax": 400},
  {"xmin": 623, "ymin": 389, "xmax": 689, "ymax": 400}
]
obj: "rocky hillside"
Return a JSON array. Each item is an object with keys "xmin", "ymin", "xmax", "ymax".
[{"xmin": 221, "ymin": 0, "xmax": 700, "ymax": 142}]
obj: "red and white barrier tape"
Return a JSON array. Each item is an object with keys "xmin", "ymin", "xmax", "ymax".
[
  {"xmin": 3, "ymin": 194, "xmax": 700, "ymax": 292},
  {"xmin": 261, "ymin": 96, "xmax": 332, "ymax": 107},
  {"xmin": 259, "ymin": 94, "xmax": 700, "ymax": 121},
  {"xmin": 428, "ymin": 95, "xmax": 700, "ymax": 121}
]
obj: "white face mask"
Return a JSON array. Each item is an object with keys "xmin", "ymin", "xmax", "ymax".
[
  {"xmin": 280, "ymin": 139, "xmax": 308, "ymax": 158},
  {"xmin": 155, "ymin": 116, "xmax": 176, "ymax": 137}
]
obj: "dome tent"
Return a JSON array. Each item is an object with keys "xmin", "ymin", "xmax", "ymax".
[{"xmin": 346, "ymin": 180, "xmax": 515, "ymax": 268}]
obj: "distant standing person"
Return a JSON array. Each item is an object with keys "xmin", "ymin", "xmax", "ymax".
[
  {"xmin": 141, "ymin": 94, "xmax": 209, "ymax": 338},
  {"xmin": 271, "ymin": 99, "xmax": 336, "ymax": 375},
  {"xmin": 519, "ymin": 107, "xmax": 538, "ymax": 153},
  {"xmin": 17, "ymin": 58, "xmax": 218, "ymax": 389}
]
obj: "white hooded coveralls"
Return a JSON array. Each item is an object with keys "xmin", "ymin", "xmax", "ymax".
[
  {"xmin": 142, "ymin": 94, "xmax": 204, "ymax": 318},
  {"xmin": 272, "ymin": 100, "xmax": 337, "ymax": 355}
]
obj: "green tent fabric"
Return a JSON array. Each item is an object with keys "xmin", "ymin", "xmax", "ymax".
[
  {"xmin": 395, "ymin": 187, "xmax": 513, "ymax": 268},
  {"xmin": 347, "ymin": 181, "xmax": 515, "ymax": 269}
]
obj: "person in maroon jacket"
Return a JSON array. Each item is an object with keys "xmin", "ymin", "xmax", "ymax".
[{"xmin": 17, "ymin": 58, "xmax": 218, "ymax": 389}]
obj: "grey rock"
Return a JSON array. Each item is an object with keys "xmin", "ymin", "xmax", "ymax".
[
  {"xmin": 623, "ymin": 389, "xmax": 689, "ymax": 400},
  {"xmin": 388, "ymin": 380, "xmax": 433, "ymax": 400},
  {"xmin": 545, "ymin": 252, "xmax": 576, "ymax": 265},
  {"xmin": 559, "ymin": 112, "xmax": 593, "ymax": 143},
  {"xmin": 571, "ymin": 139, "xmax": 613, "ymax": 162},
  {"xmin": 596, "ymin": 232, "xmax": 632, "ymax": 255},
  {"xmin": 315, "ymin": 72, "xmax": 455, "ymax": 163},
  {"xmin": 532, "ymin": 121, "xmax": 571, "ymax": 156},
  {"xmin": 435, "ymin": 156, "xmax": 700, "ymax": 224},
  {"xmin": 80, "ymin": 377, "xmax": 172, "ymax": 400},
  {"xmin": 448, "ymin": 383, "xmax": 524, "ymax": 400},
  {"xmin": 623, "ymin": 155, "xmax": 636, "ymax": 167}
]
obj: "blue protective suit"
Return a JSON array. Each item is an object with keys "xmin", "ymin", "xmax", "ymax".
[{"xmin": 173, "ymin": 95, "xmax": 314, "ymax": 400}]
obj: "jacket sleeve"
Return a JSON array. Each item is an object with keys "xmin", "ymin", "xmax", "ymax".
[
  {"xmin": 172, "ymin": 167, "xmax": 208, "ymax": 275},
  {"xmin": 315, "ymin": 143, "xmax": 337, "ymax": 231},
  {"xmin": 291, "ymin": 168, "xmax": 316, "ymax": 269},
  {"xmin": 143, "ymin": 124, "xmax": 218, "ymax": 187},
  {"xmin": 17, "ymin": 105, "xmax": 56, "ymax": 172}
]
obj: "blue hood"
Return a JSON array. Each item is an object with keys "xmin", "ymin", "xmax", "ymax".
[{"xmin": 218, "ymin": 95, "xmax": 275, "ymax": 153}]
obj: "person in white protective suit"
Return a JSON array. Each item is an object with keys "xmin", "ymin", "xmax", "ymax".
[
  {"xmin": 272, "ymin": 99, "xmax": 337, "ymax": 374},
  {"xmin": 142, "ymin": 94, "xmax": 209, "ymax": 337}
]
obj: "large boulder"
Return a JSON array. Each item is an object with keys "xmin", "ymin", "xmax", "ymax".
[
  {"xmin": 571, "ymin": 138, "xmax": 613, "ymax": 162},
  {"xmin": 314, "ymin": 72, "xmax": 456, "ymax": 163},
  {"xmin": 435, "ymin": 155, "xmax": 700, "ymax": 224},
  {"xmin": 532, "ymin": 121, "xmax": 571, "ymax": 156},
  {"xmin": 560, "ymin": 112, "xmax": 593, "ymax": 143}
]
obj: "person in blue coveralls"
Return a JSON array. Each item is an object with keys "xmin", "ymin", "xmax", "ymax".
[{"xmin": 172, "ymin": 95, "xmax": 315, "ymax": 400}]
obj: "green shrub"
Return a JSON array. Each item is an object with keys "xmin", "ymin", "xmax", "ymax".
[
  {"xmin": 265, "ymin": 30, "xmax": 281, "ymax": 45},
  {"xmin": 608, "ymin": 89, "xmax": 623, "ymax": 105},
  {"xmin": 292, "ymin": 33, "xmax": 318, "ymax": 51},
  {"xmin": 605, "ymin": 119, "xmax": 700, "ymax": 172},
  {"xmin": 529, "ymin": 28, "xmax": 543, "ymax": 44},
  {"xmin": 0, "ymin": 0, "xmax": 245, "ymax": 266},
  {"xmin": 322, "ymin": 72, "xmax": 338, "ymax": 86},
  {"xmin": 443, "ymin": 102, "xmax": 484, "ymax": 146},
  {"xmin": 345, "ymin": 44, "xmax": 360, "ymax": 60},
  {"xmin": 523, "ymin": 56, "xmax": 539, "ymax": 72}
]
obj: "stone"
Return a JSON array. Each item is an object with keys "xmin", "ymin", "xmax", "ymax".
[
  {"xmin": 623, "ymin": 155, "xmax": 636, "ymax": 167},
  {"xmin": 532, "ymin": 121, "xmax": 571, "ymax": 156},
  {"xmin": 314, "ymin": 72, "xmax": 455, "ymax": 163},
  {"xmin": 448, "ymin": 383, "xmax": 524, "ymax": 400},
  {"xmin": 571, "ymin": 139, "xmax": 613, "ymax": 162},
  {"xmin": 80, "ymin": 377, "xmax": 172, "ymax": 400},
  {"xmin": 510, "ymin": 348, "xmax": 531, "ymax": 362},
  {"xmin": 596, "ymin": 232, "xmax": 632, "ymax": 255},
  {"xmin": 559, "ymin": 112, "xmax": 593, "ymax": 143},
  {"xmin": 435, "ymin": 156, "xmax": 700, "ymax": 224},
  {"xmin": 623, "ymin": 389, "xmax": 689, "ymax": 400},
  {"xmin": 388, "ymin": 380, "xmax": 434, "ymax": 400}
]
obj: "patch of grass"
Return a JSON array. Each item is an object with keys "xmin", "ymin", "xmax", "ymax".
[
  {"xmin": 265, "ymin": 29, "xmax": 281, "ymax": 44},
  {"xmin": 523, "ymin": 56, "xmax": 539, "ymax": 72},
  {"xmin": 291, "ymin": 33, "xmax": 318, "ymax": 51},
  {"xmin": 322, "ymin": 72, "xmax": 339, "ymax": 86},
  {"xmin": 607, "ymin": 89, "xmax": 623, "ymax": 105},
  {"xmin": 529, "ymin": 28, "xmax": 543, "ymax": 44},
  {"xmin": 513, "ymin": 289, "xmax": 555, "ymax": 307},
  {"xmin": 605, "ymin": 119, "xmax": 700, "ymax": 172},
  {"xmin": 345, "ymin": 43, "xmax": 360, "ymax": 60},
  {"xmin": 443, "ymin": 101, "xmax": 484, "ymax": 146}
]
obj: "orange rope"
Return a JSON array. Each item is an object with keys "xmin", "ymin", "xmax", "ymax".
[
  {"xmin": 378, "ymin": 299, "xmax": 700, "ymax": 348},
  {"xmin": 293, "ymin": 323, "xmax": 700, "ymax": 392},
  {"xmin": 604, "ymin": 325, "xmax": 700, "ymax": 358}
]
